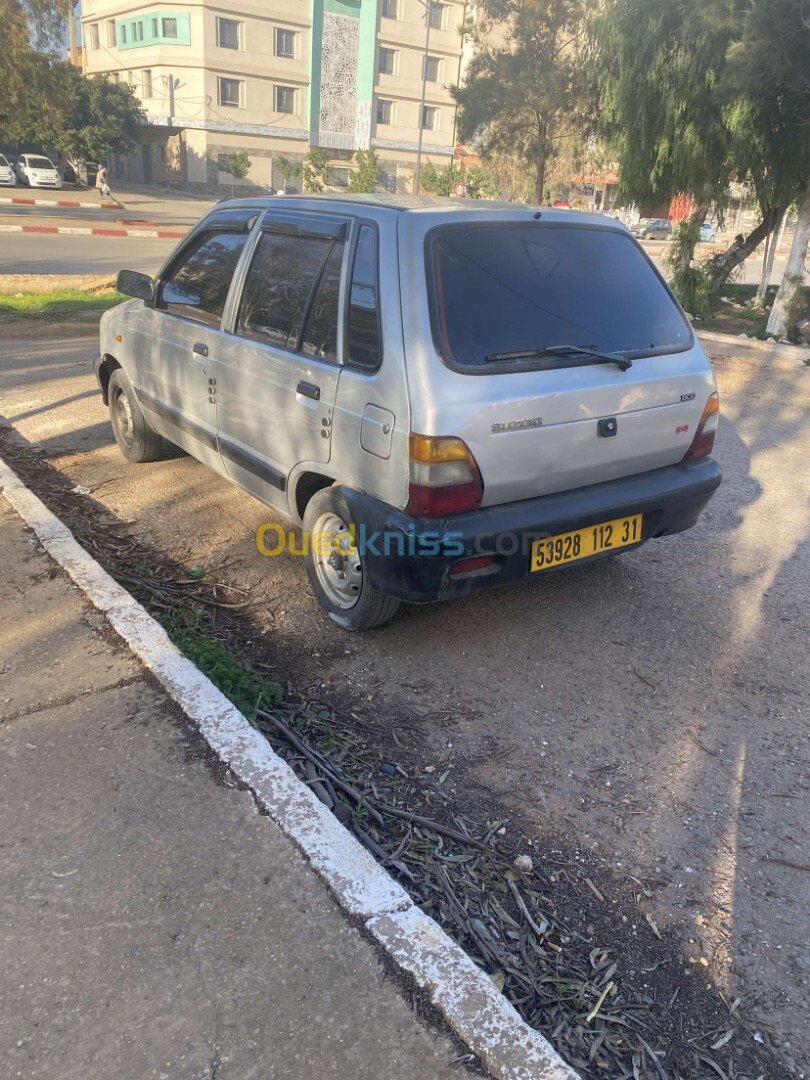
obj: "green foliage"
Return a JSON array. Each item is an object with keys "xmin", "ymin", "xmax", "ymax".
[
  {"xmin": 275, "ymin": 155, "xmax": 302, "ymax": 190},
  {"xmin": 303, "ymin": 148, "xmax": 334, "ymax": 193},
  {"xmin": 665, "ymin": 220, "xmax": 712, "ymax": 316},
  {"xmin": 161, "ymin": 606, "xmax": 281, "ymax": 721},
  {"xmin": 4, "ymin": 61, "xmax": 144, "ymax": 166},
  {"xmin": 224, "ymin": 150, "xmax": 251, "ymax": 196},
  {"xmin": 453, "ymin": 0, "xmax": 597, "ymax": 202},
  {"xmin": 225, "ymin": 151, "xmax": 251, "ymax": 181},
  {"xmin": 419, "ymin": 162, "xmax": 499, "ymax": 199},
  {"xmin": 348, "ymin": 149, "xmax": 380, "ymax": 193}
]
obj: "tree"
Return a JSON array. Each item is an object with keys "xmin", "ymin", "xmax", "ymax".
[
  {"xmin": 302, "ymin": 148, "xmax": 333, "ymax": 193},
  {"xmin": 348, "ymin": 149, "xmax": 380, "ymax": 193},
  {"xmin": 453, "ymin": 0, "xmax": 596, "ymax": 203},
  {"xmin": 224, "ymin": 151, "xmax": 251, "ymax": 197},
  {"xmin": 596, "ymin": 0, "xmax": 733, "ymax": 285},
  {"xmin": 275, "ymin": 155, "xmax": 302, "ymax": 192},
  {"xmin": 12, "ymin": 64, "xmax": 144, "ymax": 179},
  {"xmin": 420, "ymin": 161, "xmax": 499, "ymax": 199},
  {"xmin": 767, "ymin": 182, "xmax": 810, "ymax": 339}
]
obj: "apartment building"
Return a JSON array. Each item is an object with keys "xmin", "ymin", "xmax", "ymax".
[{"xmin": 79, "ymin": 0, "xmax": 469, "ymax": 193}]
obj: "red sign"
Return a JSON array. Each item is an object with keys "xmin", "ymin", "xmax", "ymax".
[{"xmin": 454, "ymin": 182, "xmax": 467, "ymax": 198}]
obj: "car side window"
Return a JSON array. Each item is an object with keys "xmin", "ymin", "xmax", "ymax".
[
  {"xmin": 236, "ymin": 231, "xmax": 333, "ymax": 349},
  {"xmin": 346, "ymin": 225, "xmax": 382, "ymax": 371},
  {"xmin": 160, "ymin": 229, "xmax": 249, "ymax": 328},
  {"xmin": 300, "ymin": 241, "xmax": 344, "ymax": 361}
]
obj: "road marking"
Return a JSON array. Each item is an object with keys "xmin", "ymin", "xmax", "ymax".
[
  {"xmin": 0, "ymin": 224, "xmax": 186, "ymax": 240},
  {"xmin": 0, "ymin": 452, "xmax": 578, "ymax": 1080}
]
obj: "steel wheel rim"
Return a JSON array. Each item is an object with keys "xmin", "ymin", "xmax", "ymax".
[
  {"xmin": 113, "ymin": 387, "xmax": 134, "ymax": 449},
  {"xmin": 311, "ymin": 511, "xmax": 362, "ymax": 610}
]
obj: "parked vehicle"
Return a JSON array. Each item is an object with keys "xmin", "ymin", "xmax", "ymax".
[
  {"xmin": 699, "ymin": 222, "xmax": 716, "ymax": 243},
  {"xmin": 98, "ymin": 197, "xmax": 721, "ymax": 630},
  {"xmin": 0, "ymin": 153, "xmax": 15, "ymax": 186},
  {"xmin": 14, "ymin": 154, "xmax": 62, "ymax": 189},
  {"xmin": 630, "ymin": 217, "xmax": 673, "ymax": 240},
  {"xmin": 62, "ymin": 160, "xmax": 103, "ymax": 186},
  {"xmin": 633, "ymin": 217, "xmax": 673, "ymax": 240}
]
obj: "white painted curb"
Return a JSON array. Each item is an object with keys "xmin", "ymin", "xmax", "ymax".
[
  {"xmin": 697, "ymin": 328, "xmax": 810, "ymax": 364},
  {"xmin": 0, "ymin": 453, "xmax": 578, "ymax": 1080}
]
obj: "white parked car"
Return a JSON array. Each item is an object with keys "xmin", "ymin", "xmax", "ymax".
[
  {"xmin": 0, "ymin": 153, "xmax": 15, "ymax": 186},
  {"xmin": 15, "ymin": 154, "xmax": 62, "ymax": 189},
  {"xmin": 97, "ymin": 196, "xmax": 722, "ymax": 630}
]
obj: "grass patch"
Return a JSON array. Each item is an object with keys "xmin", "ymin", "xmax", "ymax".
[
  {"xmin": 698, "ymin": 283, "xmax": 810, "ymax": 339},
  {"xmin": 155, "ymin": 604, "xmax": 282, "ymax": 720},
  {"xmin": 0, "ymin": 289, "xmax": 125, "ymax": 320}
]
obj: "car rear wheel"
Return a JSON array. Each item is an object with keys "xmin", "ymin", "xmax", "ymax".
[
  {"xmin": 303, "ymin": 485, "xmax": 401, "ymax": 631},
  {"xmin": 108, "ymin": 369, "xmax": 172, "ymax": 463}
]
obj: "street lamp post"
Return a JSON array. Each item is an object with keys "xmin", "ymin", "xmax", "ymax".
[{"xmin": 413, "ymin": 0, "xmax": 435, "ymax": 195}]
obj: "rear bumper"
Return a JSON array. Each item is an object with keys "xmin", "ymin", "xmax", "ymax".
[{"xmin": 342, "ymin": 459, "xmax": 722, "ymax": 604}]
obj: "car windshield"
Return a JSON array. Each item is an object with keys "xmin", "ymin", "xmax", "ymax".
[
  {"xmin": 0, "ymin": 155, "xmax": 8, "ymax": 166},
  {"xmin": 429, "ymin": 224, "xmax": 691, "ymax": 368},
  {"xmin": 27, "ymin": 157, "xmax": 55, "ymax": 169},
  {"xmin": 637, "ymin": 218, "xmax": 652, "ymax": 226}
]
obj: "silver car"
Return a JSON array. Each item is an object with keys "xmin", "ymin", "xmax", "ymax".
[
  {"xmin": 97, "ymin": 196, "xmax": 721, "ymax": 630},
  {"xmin": 15, "ymin": 153, "xmax": 62, "ymax": 189},
  {"xmin": 0, "ymin": 153, "xmax": 15, "ymax": 186}
]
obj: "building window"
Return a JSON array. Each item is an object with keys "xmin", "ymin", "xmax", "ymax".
[
  {"xmin": 217, "ymin": 153, "xmax": 229, "ymax": 172},
  {"xmin": 88, "ymin": 23, "xmax": 100, "ymax": 49},
  {"xmin": 378, "ymin": 47, "xmax": 396, "ymax": 75},
  {"xmin": 218, "ymin": 77, "xmax": 242, "ymax": 107},
  {"xmin": 423, "ymin": 55, "xmax": 441, "ymax": 82},
  {"xmin": 151, "ymin": 17, "xmax": 158, "ymax": 35},
  {"xmin": 141, "ymin": 69, "xmax": 153, "ymax": 97},
  {"xmin": 421, "ymin": 105, "xmax": 437, "ymax": 130},
  {"xmin": 132, "ymin": 21, "xmax": 144, "ymax": 42},
  {"xmin": 381, "ymin": 0, "xmax": 399, "ymax": 18},
  {"xmin": 107, "ymin": 20, "xmax": 116, "ymax": 45},
  {"xmin": 427, "ymin": 2, "xmax": 446, "ymax": 29},
  {"xmin": 275, "ymin": 28, "xmax": 296, "ymax": 58},
  {"xmin": 217, "ymin": 17, "xmax": 240, "ymax": 49},
  {"xmin": 376, "ymin": 99, "xmax": 393, "ymax": 125},
  {"xmin": 332, "ymin": 167, "xmax": 350, "ymax": 188},
  {"xmin": 157, "ymin": 144, "xmax": 165, "ymax": 163},
  {"xmin": 274, "ymin": 85, "xmax": 296, "ymax": 113},
  {"xmin": 119, "ymin": 24, "xmax": 127, "ymax": 44},
  {"xmin": 110, "ymin": 71, "xmax": 120, "ymax": 84},
  {"xmin": 162, "ymin": 17, "xmax": 178, "ymax": 38}
]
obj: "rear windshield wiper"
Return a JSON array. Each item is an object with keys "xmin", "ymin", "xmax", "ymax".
[{"xmin": 484, "ymin": 344, "xmax": 633, "ymax": 371}]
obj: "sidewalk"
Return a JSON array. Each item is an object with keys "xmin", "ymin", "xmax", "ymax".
[{"xmin": 0, "ymin": 497, "xmax": 474, "ymax": 1080}]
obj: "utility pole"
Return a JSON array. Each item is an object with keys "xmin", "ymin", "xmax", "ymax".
[
  {"xmin": 413, "ymin": 0, "xmax": 434, "ymax": 195},
  {"xmin": 67, "ymin": 1, "xmax": 77, "ymax": 64},
  {"xmin": 167, "ymin": 75, "xmax": 180, "ymax": 127}
]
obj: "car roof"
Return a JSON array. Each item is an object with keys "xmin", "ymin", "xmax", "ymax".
[{"xmin": 207, "ymin": 193, "xmax": 626, "ymax": 231}]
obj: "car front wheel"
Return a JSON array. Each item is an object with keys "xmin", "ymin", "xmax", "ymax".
[{"xmin": 303, "ymin": 485, "xmax": 401, "ymax": 631}]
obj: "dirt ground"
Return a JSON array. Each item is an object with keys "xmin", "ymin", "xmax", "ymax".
[{"xmin": 1, "ymin": 323, "xmax": 808, "ymax": 1073}]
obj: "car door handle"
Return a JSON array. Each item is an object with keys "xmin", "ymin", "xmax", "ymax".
[
  {"xmin": 296, "ymin": 381, "xmax": 320, "ymax": 401},
  {"xmin": 192, "ymin": 342, "xmax": 208, "ymax": 357}
]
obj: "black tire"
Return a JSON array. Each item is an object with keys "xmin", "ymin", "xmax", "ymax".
[
  {"xmin": 108, "ymin": 369, "xmax": 171, "ymax": 463},
  {"xmin": 302, "ymin": 485, "xmax": 401, "ymax": 631}
]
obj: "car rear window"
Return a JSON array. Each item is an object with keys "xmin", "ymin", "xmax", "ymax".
[{"xmin": 429, "ymin": 224, "xmax": 690, "ymax": 369}]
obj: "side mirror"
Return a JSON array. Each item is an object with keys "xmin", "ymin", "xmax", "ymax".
[{"xmin": 117, "ymin": 269, "xmax": 155, "ymax": 301}]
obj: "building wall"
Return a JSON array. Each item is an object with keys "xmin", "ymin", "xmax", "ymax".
[{"xmin": 79, "ymin": 0, "xmax": 466, "ymax": 192}]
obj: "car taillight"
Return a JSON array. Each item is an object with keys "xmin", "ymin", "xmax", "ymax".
[
  {"xmin": 682, "ymin": 392, "xmax": 720, "ymax": 462},
  {"xmin": 406, "ymin": 433, "xmax": 483, "ymax": 517}
]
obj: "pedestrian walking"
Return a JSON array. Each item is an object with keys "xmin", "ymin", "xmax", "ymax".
[{"xmin": 96, "ymin": 164, "xmax": 110, "ymax": 200}]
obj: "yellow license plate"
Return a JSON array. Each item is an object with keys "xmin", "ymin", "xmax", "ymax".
[{"xmin": 530, "ymin": 514, "xmax": 643, "ymax": 572}]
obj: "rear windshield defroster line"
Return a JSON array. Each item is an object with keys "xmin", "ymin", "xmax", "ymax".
[{"xmin": 427, "ymin": 224, "xmax": 692, "ymax": 372}]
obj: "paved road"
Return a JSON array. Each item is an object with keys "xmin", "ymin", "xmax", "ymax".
[
  {"xmin": 0, "ymin": 232, "xmax": 178, "ymax": 275},
  {"xmin": 0, "ymin": 325, "xmax": 808, "ymax": 1069}
]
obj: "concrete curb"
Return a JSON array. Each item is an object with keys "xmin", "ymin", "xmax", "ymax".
[
  {"xmin": 0, "ymin": 196, "xmax": 115, "ymax": 209},
  {"xmin": 0, "ymin": 223, "xmax": 186, "ymax": 240},
  {"xmin": 0, "ymin": 453, "xmax": 578, "ymax": 1080},
  {"xmin": 697, "ymin": 328, "xmax": 810, "ymax": 363}
]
